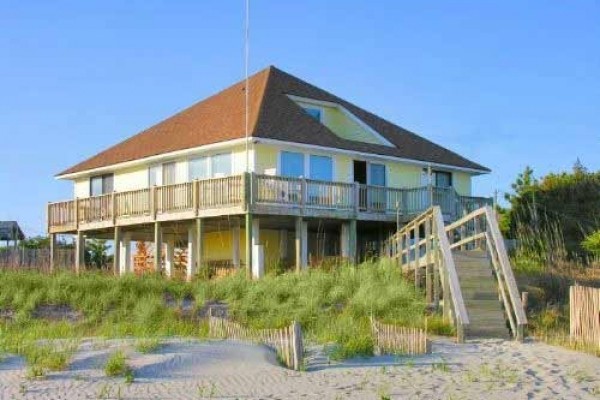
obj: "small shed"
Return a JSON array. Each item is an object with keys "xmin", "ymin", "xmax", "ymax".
[{"xmin": 0, "ymin": 221, "xmax": 25, "ymax": 248}]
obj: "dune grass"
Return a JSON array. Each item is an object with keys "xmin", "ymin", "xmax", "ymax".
[{"xmin": 0, "ymin": 259, "xmax": 449, "ymax": 359}]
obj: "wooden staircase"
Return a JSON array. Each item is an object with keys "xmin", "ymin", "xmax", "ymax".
[
  {"xmin": 384, "ymin": 205, "xmax": 527, "ymax": 343},
  {"xmin": 453, "ymin": 250, "xmax": 510, "ymax": 339}
]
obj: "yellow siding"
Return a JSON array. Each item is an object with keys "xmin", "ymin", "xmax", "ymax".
[
  {"xmin": 74, "ymin": 179, "xmax": 89, "ymax": 198},
  {"xmin": 253, "ymin": 144, "xmax": 278, "ymax": 174},
  {"xmin": 114, "ymin": 166, "xmax": 148, "ymax": 192},
  {"xmin": 453, "ymin": 172, "xmax": 472, "ymax": 196},
  {"xmin": 324, "ymin": 107, "xmax": 385, "ymax": 145},
  {"xmin": 261, "ymin": 229, "xmax": 281, "ymax": 268},
  {"xmin": 336, "ymin": 154, "xmax": 352, "ymax": 182},
  {"xmin": 204, "ymin": 230, "xmax": 237, "ymax": 262},
  {"xmin": 203, "ymin": 228, "xmax": 280, "ymax": 267},
  {"xmin": 294, "ymin": 99, "xmax": 388, "ymax": 146},
  {"xmin": 387, "ymin": 163, "xmax": 422, "ymax": 188},
  {"xmin": 231, "ymin": 146, "xmax": 251, "ymax": 174}
]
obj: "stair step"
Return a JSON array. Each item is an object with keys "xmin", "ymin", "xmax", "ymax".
[{"xmin": 452, "ymin": 249, "xmax": 509, "ymax": 340}]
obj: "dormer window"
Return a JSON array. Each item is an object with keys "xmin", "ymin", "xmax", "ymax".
[{"xmin": 303, "ymin": 107, "xmax": 322, "ymax": 122}]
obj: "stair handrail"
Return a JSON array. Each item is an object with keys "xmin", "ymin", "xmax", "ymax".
[
  {"xmin": 483, "ymin": 205, "xmax": 527, "ymax": 340},
  {"xmin": 432, "ymin": 206, "xmax": 470, "ymax": 342},
  {"xmin": 443, "ymin": 205, "xmax": 527, "ymax": 341},
  {"xmin": 386, "ymin": 206, "xmax": 470, "ymax": 342}
]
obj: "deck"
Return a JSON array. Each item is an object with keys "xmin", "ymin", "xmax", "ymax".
[{"xmin": 47, "ymin": 173, "xmax": 492, "ymax": 234}]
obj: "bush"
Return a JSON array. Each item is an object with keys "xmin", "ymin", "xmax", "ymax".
[{"xmin": 582, "ymin": 230, "xmax": 600, "ymax": 256}]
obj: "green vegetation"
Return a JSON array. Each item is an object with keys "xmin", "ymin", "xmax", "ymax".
[
  {"xmin": 501, "ymin": 163, "xmax": 600, "ymax": 356},
  {"xmin": 0, "ymin": 260, "xmax": 447, "ymax": 360},
  {"xmin": 104, "ymin": 350, "xmax": 132, "ymax": 380},
  {"xmin": 502, "ymin": 162, "xmax": 600, "ymax": 260},
  {"xmin": 0, "ymin": 337, "xmax": 80, "ymax": 379},
  {"xmin": 135, "ymin": 338, "xmax": 162, "ymax": 353},
  {"xmin": 582, "ymin": 230, "xmax": 600, "ymax": 256}
]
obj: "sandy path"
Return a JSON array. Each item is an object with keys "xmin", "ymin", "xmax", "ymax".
[{"xmin": 0, "ymin": 338, "xmax": 598, "ymax": 399}]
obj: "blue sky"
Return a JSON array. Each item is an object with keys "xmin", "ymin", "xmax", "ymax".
[{"xmin": 1, "ymin": 1, "xmax": 599, "ymax": 237}]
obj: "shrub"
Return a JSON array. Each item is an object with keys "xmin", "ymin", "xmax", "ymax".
[{"xmin": 582, "ymin": 230, "xmax": 600, "ymax": 256}]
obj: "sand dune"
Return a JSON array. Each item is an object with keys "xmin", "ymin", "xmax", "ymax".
[{"xmin": 0, "ymin": 338, "xmax": 598, "ymax": 399}]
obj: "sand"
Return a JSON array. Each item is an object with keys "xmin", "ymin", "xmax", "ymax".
[{"xmin": 0, "ymin": 337, "xmax": 598, "ymax": 399}]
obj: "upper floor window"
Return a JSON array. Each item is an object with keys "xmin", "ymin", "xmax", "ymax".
[
  {"xmin": 189, "ymin": 156, "xmax": 209, "ymax": 180},
  {"xmin": 369, "ymin": 163, "xmax": 386, "ymax": 186},
  {"xmin": 280, "ymin": 151, "xmax": 305, "ymax": 178},
  {"xmin": 303, "ymin": 107, "xmax": 322, "ymax": 122},
  {"xmin": 434, "ymin": 170, "xmax": 452, "ymax": 188},
  {"xmin": 309, "ymin": 155, "xmax": 333, "ymax": 181},
  {"xmin": 149, "ymin": 162, "xmax": 176, "ymax": 186},
  {"xmin": 90, "ymin": 174, "xmax": 113, "ymax": 196},
  {"xmin": 149, "ymin": 165, "xmax": 161, "ymax": 186},
  {"xmin": 211, "ymin": 153, "xmax": 232, "ymax": 178}
]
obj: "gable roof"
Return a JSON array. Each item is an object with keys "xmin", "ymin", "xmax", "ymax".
[{"xmin": 58, "ymin": 66, "xmax": 489, "ymax": 176}]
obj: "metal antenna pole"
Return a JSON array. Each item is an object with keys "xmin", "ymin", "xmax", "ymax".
[{"xmin": 244, "ymin": 0, "xmax": 250, "ymax": 175}]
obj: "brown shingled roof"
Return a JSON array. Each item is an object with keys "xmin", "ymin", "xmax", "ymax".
[{"xmin": 58, "ymin": 66, "xmax": 489, "ymax": 176}]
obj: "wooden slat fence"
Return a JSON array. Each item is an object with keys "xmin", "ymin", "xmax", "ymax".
[
  {"xmin": 208, "ymin": 316, "xmax": 303, "ymax": 370},
  {"xmin": 370, "ymin": 317, "xmax": 431, "ymax": 355},
  {"xmin": 0, "ymin": 248, "xmax": 75, "ymax": 272},
  {"xmin": 570, "ymin": 285, "xmax": 600, "ymax": 350}
]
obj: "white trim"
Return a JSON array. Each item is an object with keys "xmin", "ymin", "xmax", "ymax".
[
  {"xmin": 257, "ymin": 138, "xmax": 488, "ymax": 175},
  {"xmin": 287, "ymin": 94, "xmax": 395, "ymax": 147},
  {"xmin": 58, "ymin": 134, "xmax": 487, "ymax": 181},
  {"xmin": 56, "ymin": 138, "xmax": 249, "ymax": 180}
]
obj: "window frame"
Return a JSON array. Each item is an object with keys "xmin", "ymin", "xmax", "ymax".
[
  {"xmin": 89, "ymin": 173, "xmax": 114, "ymax": 197},
  {"xmin": 210, "ymin": 152, "xmax": 233, "ymax": 178},
  {"xmin": 188, "ymin": 156, "xmax": 209, "ymax": 181},
  {"xmin": 434, "ymin": 170, "xmax": 453, "ymax": 188},
  {"xmin": 309, "ymin": 154, "xmax": 334, "ymax": 181},
  {"xmin": 367, "ymin": 162, "xmax": 386, "ymax": 187},
  {"xmin": 279, "ymin": 150, "xmax": 306, "ymax": 178}
]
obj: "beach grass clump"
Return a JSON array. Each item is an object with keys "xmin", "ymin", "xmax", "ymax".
[
  {"xmin": 0, "ymin": 259, "xmax": 448, "ymax": 360},
  {"xmin": 104, "ymin": 350, "xmax": 130, "ymax": 377},
  {"xmin": 9, "ymin": 339, "xmax": 80, "ymax": 379},
  {"xmin": 135, "ymin": 338, "xmax": 162, "ymax": 354}
]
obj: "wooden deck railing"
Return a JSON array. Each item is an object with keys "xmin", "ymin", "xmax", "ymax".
[
  {"xmin": 156, "ymin": 182, "xmax": 194, "ymax": 214},
  {"xmin": 384, "ymin": 206, "xmax": 470, "ymax": 342},
  {"xmin": 443, "ymin": 205, "xmax": 527, "ymax": 341},
  {"xmin": 384, "ymin": 205, "xmax": 527, "ymax": 342},
  {"xmin": 198, "ymin": 175, "xmax": 243, "ymax": 208},
  {"xmin": 47, "ymin": 199, "xmax": 76, "ymax": 229},
  {"xmin": 115, "ymin": 188, "xmax": 151, "ymax": 218},
  {"xmin": 48, "ymin": 173, "xmax": 491, "ymax": 231}
]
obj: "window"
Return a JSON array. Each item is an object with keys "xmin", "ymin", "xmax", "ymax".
[
  {"xmin": 211, "ymin": 153, "xmax": 232, "ymax": 177},
  {"xmin": 434, "ymin": 171, "xmax": 452, "ymax": 188},
  {"xmin": 280, "ymin": 151, "xmax": 305, "ymax": 178},
  {"xmin": 309, "ymin": 155, "xmax": 333, "ymax": 181},
  {"xmin": 162, "ymin": 162, "xmax": 176, "ymax": 185},
  {"xmin": 369, "ymin": 163, "xmax": 386, "ymax": 186},
  {"xmin": 149, "ymin": 165, "xmax": 161, "ymax": 186},
  {"xmin": 189, "ymin": 157, "xmax": 209, "ymax": 180},
  {"xmin": 89, "ymin": 174, "xmax": 113, "ymax": 196},
  {"xmin": 303, "ymin": 107, "xmax": 322, "ymax": 121}
]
